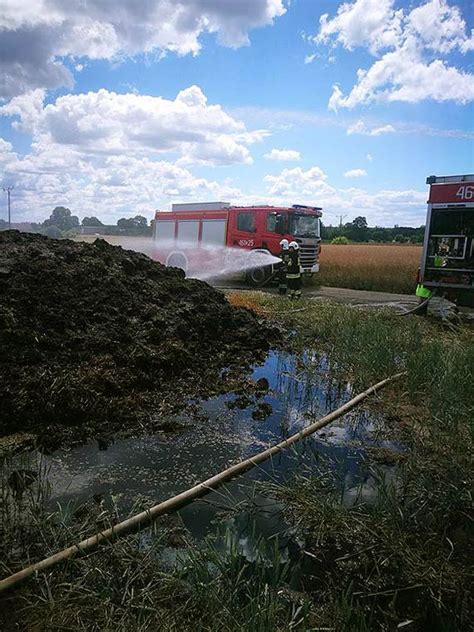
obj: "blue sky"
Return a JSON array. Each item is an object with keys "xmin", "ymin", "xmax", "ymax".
[{"xmin": 0, "ymin": 0, "xmax": 473, "ymax": 226}]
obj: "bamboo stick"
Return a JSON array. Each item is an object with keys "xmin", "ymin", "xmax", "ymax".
[{"xmin": 0, "ymin": 371, "xmax": 405, "ymax": 593}]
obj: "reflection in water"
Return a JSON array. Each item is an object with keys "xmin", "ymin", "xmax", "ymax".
[{"xmin": 11, "ymin": 350, "xmax": 402, "ymax": 568}]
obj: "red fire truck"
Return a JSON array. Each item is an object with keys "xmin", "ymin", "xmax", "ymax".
[
  {"xmin": 419, "ymin": 174, "xmax": 474, "ymax": 306},
  {"xmin": 153, "ymin": 202, "xmax": 322, "ymax": 285}
]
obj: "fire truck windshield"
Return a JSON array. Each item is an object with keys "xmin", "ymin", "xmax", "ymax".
[{"xmin": 289, "ymin": 213, "xmax": 320, "ymax": 238}]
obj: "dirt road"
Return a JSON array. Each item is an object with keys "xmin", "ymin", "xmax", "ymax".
[
  {"xmin": 215, "ymin": 279, "xmax": 418, "ymax": 306},
  {"xmin": 215, "ymin": 280, "xmax": 474, "ymax": 318}
]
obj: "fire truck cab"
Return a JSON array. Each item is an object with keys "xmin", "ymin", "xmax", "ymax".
[
  {"xmin": 419, "ymin": 175, "xmax": 474, "ymax": 307},
  {"xmin": 153, "ymin": 202, "xmax": 322, "ymax": 285}
]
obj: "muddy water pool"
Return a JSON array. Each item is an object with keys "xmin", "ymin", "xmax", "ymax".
[{"xmin": 10, "ymin": 350, "xmax": 402, "ymax": 568}]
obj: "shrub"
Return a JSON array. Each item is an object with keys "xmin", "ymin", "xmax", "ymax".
[{"xmin": 331, "ymin": 236, "xmax": 349, "ymax": 245}]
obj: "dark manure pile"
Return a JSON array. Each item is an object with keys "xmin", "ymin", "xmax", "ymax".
[{"xmin": 0, "ymin": 231, "xmax": 273, "ymax": 442}]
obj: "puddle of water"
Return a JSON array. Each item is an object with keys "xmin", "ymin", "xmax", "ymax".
[{"xmin": 6, "ymin": 350, "xmax": 403, "ymax": 572}]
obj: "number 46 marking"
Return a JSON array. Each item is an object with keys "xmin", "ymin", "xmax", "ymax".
[{"xmin": 456, "ymin": 185, "xmax": 474, "ymax": 200}]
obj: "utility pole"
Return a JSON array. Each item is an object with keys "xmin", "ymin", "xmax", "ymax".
[
  {"xmin": 2, "ymin": 186, "xmax": 13, "ymax": 229},
  {"xmin": 339, "ymin": 214, "xmax": 346, "ymax": 228}
]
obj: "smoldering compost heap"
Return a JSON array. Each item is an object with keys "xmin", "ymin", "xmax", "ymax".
[{"xmin": 0, "ymin": 232, "xmax": 273, "ymax": 439}]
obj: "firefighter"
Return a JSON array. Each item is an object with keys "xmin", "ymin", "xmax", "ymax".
[
  {"xmin": 278, "ymin": 238, "xmax": 290, "ymax": 295},
  {"xmin": 287, "ymin": 241, "xmax": 302, "ymax": 299}
]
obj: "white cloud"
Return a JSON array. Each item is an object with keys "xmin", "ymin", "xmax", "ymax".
[
  {"xmin": 264, "ymin": 148, "xmax": 301, "ymax": 161},
  {"xmin": 260, "ymin": 165, "xmax": 426, "ymax": 225},
  {"xmin": 304, "ymin": 53, "xmax": 317, "ymax": 64},
  {"xmin": 234, "ymin": 105, "xmax": 474, "ymax": 139},
  {"xmin": 344, "ymin": 168, "xmax": 367, "ymax": 177},
  {"xmin": 316, "ymin": 0, "xmax": 474, "ymax": 107},
  {"xmin": 0, "ymin": 140, "xmax": 429, "ymax": 226},
  {"xmin": 347, "ymin": 120, "xmax": 396, "ymax": 135},
  {"xmin": 0, "ymin": 86, "xmax": 266, "ymax": 167},
  {"xmin": 329, "ymin": 41, "xmax": 474, "ymax": 109},
  {"xmin": 264, "ymin": 166, "xmax": 332, "ymax": 197},
  {"xmin": 0, "ymin": 0, "xmax": 286, "ymax": 98},
  {"xmin": 366, "ymin": 153, "xmax": 373, "ymax": 161},
  {"xmin": 0, "ymin": 144, "xmax": 243, "ymax": 224},
  {"xmin": 0, "ymin": 138, "xmax": 13, "ymax": 153},
  {"xmin": 370, "ymin": 125, "xmax": 395, "ymax": 136},
  {"xmin": 0, "ymin": 89, "xmax": 46, "ymax": 132},
  {"xmin": 406, "ymin": 0, "xmax": 474, "ymax": 54},
  {"xmin": 317, "ymin": 0, "xmax": 403, "ymax": 54},
  {"xmin": 0, "ymin": 86, "xmax": 267, "ymax": 222}
]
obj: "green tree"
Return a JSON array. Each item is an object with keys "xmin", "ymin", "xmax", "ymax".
[
  {"xmin": 82, "ymin": 216, "xmax": 103, "ymax": 227},
  {"xmin": 346, "ymin": 216, "xmax": 368, "ymax": 242},
  {"xmin": 43, "ymin": 207, "xmax": 79, "ymax": 232},
  {"xmin": 371, "ymin": 229, "xmax": 387, "ymax": 242},
  {"xmin": 117, "ymin": 215, "xmax": 150, "ymax": 234}
]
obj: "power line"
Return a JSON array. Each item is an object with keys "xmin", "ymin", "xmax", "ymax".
[{"xmin": 2, "ymin": 186, "xmax": 13, "ymax": 229}]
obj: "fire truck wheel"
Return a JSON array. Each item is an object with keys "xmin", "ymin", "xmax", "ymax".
[
  {"xmin": 166, "ymin": 253, "xmax": 188, "ymax": 274},
  {"xmin": 246, "ymin": 265, "xmax": 272, "ymax": 287}
]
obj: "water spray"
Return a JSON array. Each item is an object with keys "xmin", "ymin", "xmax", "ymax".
[{"xmin": 99, "ymin": 237, "xmax": 281, "ymax": 282}]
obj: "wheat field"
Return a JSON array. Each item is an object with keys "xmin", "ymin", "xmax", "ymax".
[{"xmin": 317, "ymin": 244, "xmax": 422, "ymax": 294}]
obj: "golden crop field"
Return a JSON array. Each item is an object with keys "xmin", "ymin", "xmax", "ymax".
[{"xmin": 317, "ymin": 243, "xmax": 423, "ymax": 294}]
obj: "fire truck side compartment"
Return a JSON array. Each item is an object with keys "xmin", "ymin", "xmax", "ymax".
[{"xmin": 420, "ymin": 175, "xmax": 474, "ymax": 305}]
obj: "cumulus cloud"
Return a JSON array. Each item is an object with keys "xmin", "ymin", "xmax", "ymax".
[
  {"xmin": 0, "ymin": 143, "xmax": 244, "ymax": 224},
  {"xmin": 314, "ymin": 0, "xmax": 474, "ymax": 108},
  {"xmin": 407, "ymin": 0, "xmax": 474, "ymax": 54},
  {"xmin": 317, "ymin": 0, "xmax": 403, "ymax": 54},
  {"xmin": 264, "ymin": 148, "xmax": 301, "ymax": 161},
  {"xmin": 261, "ymin": 165, "xmax": 421, "ymax": 225},
  {"xmin": 0, "ymin": 137, "xmax": 428, "ymax": 225},
  {"xmin": 0, "ymin": 86, "xmax": 267, "ymax": 222},
  {"xmin": 262, "ymin": 165, "xmax": 426, "ymax": 225},
  {"xmin": 0, "ymin": 86, "xmax": 266, "ymax": 166},
  {"xmin": 344, "ymin": 168, "xmax": 367, "ymax": 177},
  {"xmin": 264, "ymin": 166, "xmax": 331, "ymax": 197},
  {"xmin": 0, "ymin": 89, "xmax": 46, "ymax": 132},
  {"xmin": 0, "ymin": 0, "xmax": 286, "ymax": 98},
  {"xmin": 347, "ymin": 120, "xmax": 396, "ymax": 135}
]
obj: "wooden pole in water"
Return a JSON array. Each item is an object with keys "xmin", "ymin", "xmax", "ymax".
[{"xmin": 0, "ymin": 371, "xmax": 405, "ymax": 594}]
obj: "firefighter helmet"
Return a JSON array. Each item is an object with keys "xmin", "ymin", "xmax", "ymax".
[
  {"xmin": 289, "ymin": 241, "xmax": 299, "ymax": 250},
  {"xmin": 279, "ymin": 239, "xmax": 289, "ymax": 250}
]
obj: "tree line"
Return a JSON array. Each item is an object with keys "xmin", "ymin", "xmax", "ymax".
[
  {"xmin": 322, "ymin": 216, "xmax": 425, "ymax": 244},
  {"xmin": 1, "ymin": 208, "xmax": 425, "ymax": 243},
  {"xmin": 0, "ymin": 207, "xmax": 152, "ymax": 238}
]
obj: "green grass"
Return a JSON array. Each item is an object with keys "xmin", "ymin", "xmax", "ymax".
[
  {"xmin": 251, "ymin": 294, "xmax": 473, "ymax": 629},
  {"xmin": 249, "ymin": 293, "xmax": 474, "ymax": 431}
]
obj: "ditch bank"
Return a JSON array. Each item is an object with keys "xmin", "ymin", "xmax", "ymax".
[{"xmin": 0, "ymin": 231, "xmax": 275, "ymax": 446}]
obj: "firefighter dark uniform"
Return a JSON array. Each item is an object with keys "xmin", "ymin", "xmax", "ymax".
[
  {"xmin": 287, "ymin": 244, "xmax": 302, "ymax": 299},
  {"xmin": 278, "ymin": 247, "xmax": 290, "ymax": 295}
]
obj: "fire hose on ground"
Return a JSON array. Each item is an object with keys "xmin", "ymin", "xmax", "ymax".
[{"xmin": 0, "ymin": 371, "xmax": 405, "ymax": 594}]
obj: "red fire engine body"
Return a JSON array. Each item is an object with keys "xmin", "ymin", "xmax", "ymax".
[
  {"xmin": 153, "ymin": 202, "xmax": 322, "ymax": 284},
  {"xmin": 419, "ymin": 174, "xmax": 474, "ymax": 306}
]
